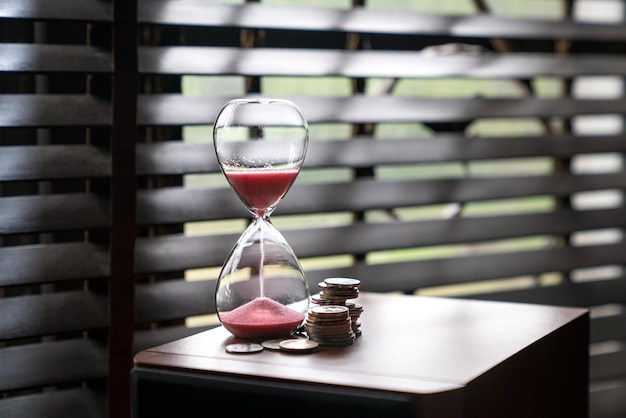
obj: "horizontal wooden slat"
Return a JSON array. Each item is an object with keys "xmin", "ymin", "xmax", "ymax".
[
  {"xmin": 137, "ymin": 135, "xmax": 626, "ymax": 176},
  {"xmin": 291, "ymin": 208, "xmax": 626, "ymax": 258},
  {"xmin": 137, "ymin": 142, "xmax": 218, "ymax": 176},
  {"xmin": 0, "ymin": 194, "xmax": 110, "ymax": 235},
  {"xmin": 592, "ymin": 349, "xmax": 626, "ymax": 382},
  {"xmin": 138, "ymin": 2, "xmax": 626, "ymax": 42},
  {"xmin": 10, "ymin": 0, "xmax": 626, "ymax": 46},
  {"xmin": 135, "ymin": 222, "xmax": 626, "ymax": 282},
  {"xmin": 0, "ymin": 339, "xmax": 107, "ymax": 392},
  {"xmin": 136, "ymin": 208, "xmax": 626, "ymax": 274},
  {"xmin": 590, "ymin": 382, "xmax": 626, "ymax": 418},
  {"xmin": 592, "ymin": 312, "xmax": 626, "ymax": 343},
  {"xmin": 302, "ymin": 243, "xmax": 626, "ymax": 294},
  {"xmin": 138, "ymin": 172, "xmax": 626, "ymax": 224},
  {"xmin": 0, "ymin": 145, "xmax": 110, "ymax": 181},
  {"xmin": 291, "ymin": 134, "xmax": 626, "ymax": 166},
  {"xmin": 0, "ymin": 44, "xmax": 112, "ymax": 74},
  {"xmin": 135, "ymin": 234, "xmax": 219, "ymax": 274},
  {"xmin": 0, "ymin": 95, "xmax": 111, "ymax": 127},
  {"xmin": 133, "ymin": 325, "xmax": 215, "ymax": 354},
  {"xmin": 282, "ymin": 172, "xmax": 626, "ymax": 214},
  {"xmin": 0, "ymin": 242, "xmax": 109, "ymax": 287},
  {"xmin": 0, "ymin": 291, "xmax": 108, "ymax": 340},
  {"xmin": 135, "ymin": 279, "xmax": 215, "ymax": 323},
  {"xmin": 138, "ymin": 95, "xmax": 626, "ymax": 126},
  {"xmin": 138, "ymin": 186, "xmax": 245, "ymax": 224},
  {"xmin": 466, "ymin": 276, "xmax": 626, "ymax": 308},
  {"xmin": 1, "ymin": 133, "xmax": 621, "ymax": 183},
  {"xmin": 0, "ymin": 388, "xmax": 106, "ymax": 418},
  {"xmin": 0, "ymin": 0, "xmax": 111, "ymax": 22},
  {"xmin": 141, "ymin": 47, "xmax": 626, "ymax": 78}
]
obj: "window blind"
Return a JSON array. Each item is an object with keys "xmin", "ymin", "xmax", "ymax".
[{"xmin": 2, "ymin": 1, "xmax": 626, "ymax": 417}]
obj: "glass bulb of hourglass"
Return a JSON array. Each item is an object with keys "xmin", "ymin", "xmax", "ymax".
[{"xmin": 213, "ymin": 98, "xmax": 310, "ymax": 339}]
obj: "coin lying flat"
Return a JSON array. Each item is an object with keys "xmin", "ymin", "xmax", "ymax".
[
  {"xmin": 260, "ymin": 339, "xmax": 284, "ymax": 350},
  {"xmin": 225, "ymin": 343, "xmax": 264, "ymax": 354},
  {"xmin": 310, "ymin": 305, "xmax": 349, "ymax": 316},
  {"xmin": 324, "ymin": 277, "xmax": 361, "ymax": 287},
  {"xmin": 278, "ymin": 339, "xmax": 319, "ymax": 353},
  {"xmin": 261, "ymin": 335, "xmax": 306, "ymax": 351}
]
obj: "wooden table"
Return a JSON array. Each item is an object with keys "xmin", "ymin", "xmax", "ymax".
[{"xmin": 132, "ymin": 293, "xmax": 589, "ymax": 418}]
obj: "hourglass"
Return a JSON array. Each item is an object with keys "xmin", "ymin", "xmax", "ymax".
[{"xmin": 213, "ymin": 98, "xmax": 310, "ymax": 340}]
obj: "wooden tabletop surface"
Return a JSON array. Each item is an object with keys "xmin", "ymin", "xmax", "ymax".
[{"xmin": 134, "ymin": 292, "xmax": 587, "ymax": 395}]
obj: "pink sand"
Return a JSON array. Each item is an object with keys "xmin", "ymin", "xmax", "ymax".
[{"xmin": 220, "ymin": 297, "xmax": 305, "ymax": 339}]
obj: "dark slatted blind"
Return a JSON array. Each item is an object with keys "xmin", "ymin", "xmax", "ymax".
[
  {"xmin": 2, "ymin": 1, "xmax": 626, "ymax": 417},
  {"xmin": 0, "ymin": 0, "xmax": 134, "ymax": 417}
]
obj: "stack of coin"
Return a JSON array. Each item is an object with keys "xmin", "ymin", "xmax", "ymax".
[
  {"xmin": 319, "ymin": 277, "xmax": 360, "ymax": 301},
  {"xmin": 305, "ymin": 305, "xmax": 355, "ymax": 346},
  {"xmin": 344, "ymin": 301, "xmax": 363, "ymax": 337},
  {"xmin": 310, "ymin": 277, "xmax": 363, "ymax": 337}
]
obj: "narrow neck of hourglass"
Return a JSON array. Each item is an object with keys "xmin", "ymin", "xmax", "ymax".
[{"xmin": 252, "ymin": 207, "xmax": 274, "ymax": 220}]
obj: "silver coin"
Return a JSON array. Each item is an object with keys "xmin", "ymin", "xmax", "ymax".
[
  {"xmin": 279, "ymin": 339, "xmax": 319, "ymax": 353},
  {"xmin": 310, "ymin": 305, "xmax": 349, "ymax": 315},
  {"xmin": 225, "ymin": 343, "xmax": 264, "ymax": 354},
  {"xmin": 324, "ymin": 277, "xmax": 360, "ymax": 287},
  {"xmin": 260, "ymin": 339, "xmax": 285, "ymax": 350},
  {"xmin": 261, "ymin": 335, "xmax": 305, "ymax": 350}
]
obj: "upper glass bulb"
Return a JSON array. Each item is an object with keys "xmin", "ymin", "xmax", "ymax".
[{"xmin": 214, "ymin": 98, "xmax": 309, "ymax": 217}]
